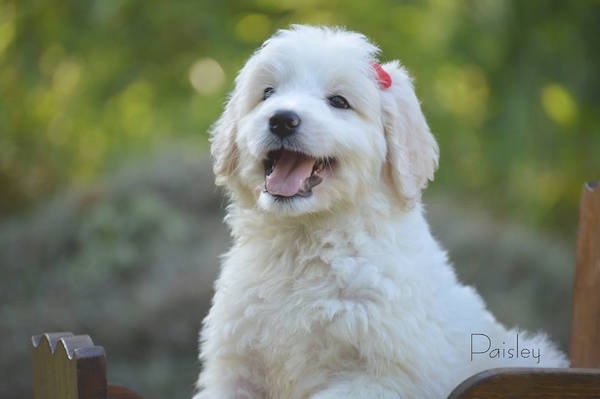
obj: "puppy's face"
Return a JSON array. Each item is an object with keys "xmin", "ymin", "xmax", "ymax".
[{"xmin": 211, "ymin": 26, "xmax": 439, "ymax": 216}]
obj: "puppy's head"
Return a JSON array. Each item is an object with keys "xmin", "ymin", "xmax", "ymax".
[{"xmin": 211, "ymin": 25, "xmax": 438, "ymax": 216}]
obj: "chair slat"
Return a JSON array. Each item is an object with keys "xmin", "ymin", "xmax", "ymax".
[{"xmin": 570, "ymin": 181, "xmax": 600, "ymax": 368}]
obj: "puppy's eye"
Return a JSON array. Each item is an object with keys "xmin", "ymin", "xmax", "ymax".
[
  {"xmin": 328, "ymin": 95, "xmax": 350, "ymax": 109},
  {"xmin": 263, "ymin": 87, "xmax": 275, "ymax": 100}
]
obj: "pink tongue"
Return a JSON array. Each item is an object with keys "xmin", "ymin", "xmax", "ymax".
[{"xmin": 266, "ymin": 151, "xmax": 315, "ymax": 197}]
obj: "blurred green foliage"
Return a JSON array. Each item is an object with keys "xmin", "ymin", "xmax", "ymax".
[
  {"xmin": 2, "ymin": 3, "xmax": 596, "ymax": 396},
  {"xmin": 1, "ymin": 0, "xmax": 598, "ymax": 233}
]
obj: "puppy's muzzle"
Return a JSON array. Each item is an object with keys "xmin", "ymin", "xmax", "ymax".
[{"xmin": 269, "ymin": 110, "xmax": 301, "ymax": 138}]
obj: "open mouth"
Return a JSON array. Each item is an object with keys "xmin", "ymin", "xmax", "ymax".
[{"xmin": 263, "ymin": 149, "xmax": 335, "ymax": 199}]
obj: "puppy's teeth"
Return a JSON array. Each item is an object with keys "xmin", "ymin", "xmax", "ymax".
[{"xmin": 313, "ymin": 160, "xmax": 324, "ymax": 174}]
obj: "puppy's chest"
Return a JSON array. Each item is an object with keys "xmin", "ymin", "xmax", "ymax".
[{"xmin": 233, "ymin": 242, "xmax": 397, "ymax": 351}]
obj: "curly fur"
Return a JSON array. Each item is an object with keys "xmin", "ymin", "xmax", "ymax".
[{"xmin": 194, "ymin": 25, "xmax": 567, "ymax": 399}]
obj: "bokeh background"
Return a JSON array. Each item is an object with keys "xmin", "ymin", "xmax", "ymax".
[{"xmin": 1, "ymin": 0, "xmax": 598, "ymax": 398}]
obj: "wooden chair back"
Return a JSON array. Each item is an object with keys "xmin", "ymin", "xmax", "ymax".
[{"xmin": 569, "ymin": 181, "xmax": 600, "ymax": 368}]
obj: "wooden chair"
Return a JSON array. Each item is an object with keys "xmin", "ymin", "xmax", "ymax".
[{"xmin": 32, "ymin": 182, "xmax": 600, "ymax": 398}]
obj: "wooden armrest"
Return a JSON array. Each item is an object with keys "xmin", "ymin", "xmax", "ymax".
[
  {"xmin": 32, "ymin": 332, "xmax": 142, "ymax": 399},
  {"xmin": 448, "ymin": 367, "xmax": 600, "ymax": 398}
]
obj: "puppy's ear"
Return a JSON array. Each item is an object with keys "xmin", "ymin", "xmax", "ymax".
[
  {"xmin": 379, "ymin": 61, "xmax": 439, "ymax": 207},
  {"xmin": 210, "ymin": 91, "xmax": 240, "ymax": 187}
]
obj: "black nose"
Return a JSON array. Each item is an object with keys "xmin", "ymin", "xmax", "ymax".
[{"xmin": 269, "ymin": 110, "xmax": 301, "ymax": 138}]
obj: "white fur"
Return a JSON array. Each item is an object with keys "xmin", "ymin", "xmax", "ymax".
[{"xmin": 195, "ymin": 25, "xmax": 567, "ymax": 399}]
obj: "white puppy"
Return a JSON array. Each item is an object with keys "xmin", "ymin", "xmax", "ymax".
[{"xmin": 195, "ymin": 25, "xmax": 567, "ymax": 399}]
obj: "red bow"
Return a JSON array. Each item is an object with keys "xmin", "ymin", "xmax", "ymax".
[{"xmin": 372, "ymin": 63, "xmax": 392, "ymax": 89}]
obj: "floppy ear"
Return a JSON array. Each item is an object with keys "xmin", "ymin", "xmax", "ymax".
[
  {"xmin": 379, "ymin": 61, "xmax": 439, "ymax": 207},
  {"xmin": 210, "ymin": 90, "xmax": 240, "ymax": 187}
]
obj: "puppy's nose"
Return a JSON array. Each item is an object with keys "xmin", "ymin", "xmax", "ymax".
[{"xmin": 269, "ymin": 110, "xmax": 301, "ymax": 138}]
